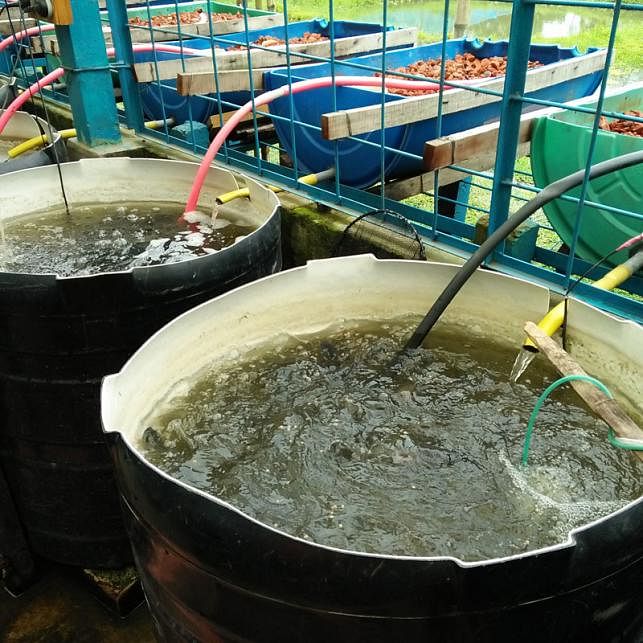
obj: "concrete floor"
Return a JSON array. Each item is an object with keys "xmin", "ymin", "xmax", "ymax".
[{"xmin": 0, "ymin": 566, "xmax": 155, "ymax": 643}]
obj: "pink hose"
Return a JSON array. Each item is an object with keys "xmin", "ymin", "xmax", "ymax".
[
  {"xmin": 184, "ymin": 75, "xmax": 474, "ymax": 214},
  {"xmin": 0, "ymin": 23, "xmax": 55, "ymax": 52},
  {"xmin": 0, "ymin": 43, "xmax": 209, "ymax": 135},
  {"xmin": 0, "ymin": 66, "xmax": 64, "ymax": 134},
  {"xmin": 106, "ymin": 43, "xmax": 211, "ymax": 58},
  {"xmin": 0, "ymin": 24, "xmax": 209, "ymax": 56},
  {"xmin": 615, "ymin": 232, "xmax": 643, "ymax": 253}
]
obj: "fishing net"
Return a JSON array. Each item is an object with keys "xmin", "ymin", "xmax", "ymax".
[{"xmin": 333, "ymin": 209, "xmax": 426, "ymax": 260}]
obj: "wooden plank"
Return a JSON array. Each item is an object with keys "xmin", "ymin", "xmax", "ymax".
[
  {"xmin": 51, "ymin": 0, "xmax": 73, "ymax": 25},
  {"xmin": 382, "ymin": 140, "xmax": 530, "ymax": 199},
  {"xmin": 97, "ymin": 0, "xmax": 145, "ymax": 7},
  {"xmin": 204, "ymin": 26, "xmax": 417, "ymax": 72},
  {"xmin": 135, "ymin": 56, "xmax": 216, "ymax": 86},
  {"xmin": 176, "ymin": 67, "xmax": 265, "ymax": 93},
  {"xmin": 0, "ymin": 18, "xmax": 36, "ymax": 36},
  {"xmin": 423, "ymin": 93, "xmax": 598, "ymax": 171},
  {"xmin": 423, "ymin": 137, "xmax": 453, "ymax": 172},
  {"xmin": 209, "ymin": 104, "xmax": 269, "ymax": 128},
  {"xmin": 524, "ymin": 321, "xmax": 643, "ymax": 463},
  {"xmin": 322, "ymin": 49, "xmax": 607, "ymax": 140},
  {"xmin": 424, "ymin": 116, "xmax": 539, "ymax": 171},
  {"xmin": 126, "ymin": 13, "xmax": 284, "ymax": 44},
  {"xmin": 31, "ymin": 33, "xmax": 62, "ymax": 55},
  {"xmin": 133, "ymin": 27, "xmax": 417, "ymax": 83}
]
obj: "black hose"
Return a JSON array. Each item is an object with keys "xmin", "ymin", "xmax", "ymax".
[{"xmin": 405, "ymin": 149, "xmax": 643, "ymax": 349}]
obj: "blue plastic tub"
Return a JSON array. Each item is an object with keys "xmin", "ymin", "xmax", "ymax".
[
  {"xmin": 211, "ymin": 18, "xmax": 398, "ymax": 49},
  {"xmin": 137, "ymin": 20, "xmax": 409, "ymax": 124},
  {"xmin": 135, "ymin": 45, "xmax": 218, "ymax": 124},
  {"xmin": 263, "ymin": 39, "xmax": 605, "ymax": 188}
]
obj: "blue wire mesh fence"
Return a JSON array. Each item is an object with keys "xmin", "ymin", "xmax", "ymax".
[{"xmin": 0, "ymin": 0, "xmax": 641, "ymax": 320}]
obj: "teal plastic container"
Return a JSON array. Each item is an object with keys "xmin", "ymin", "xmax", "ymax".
[{"xmin": 530, "ymin": 84, "xmax": 643, "ymax": 265}]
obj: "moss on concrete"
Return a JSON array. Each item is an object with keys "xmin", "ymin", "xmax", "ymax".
[{"xmin": 279, "ymin": 196, "xmax": 352, "ymax": 267}]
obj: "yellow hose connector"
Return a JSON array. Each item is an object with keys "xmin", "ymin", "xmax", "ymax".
[
  {"xmin": 523, "ymin": 252, "xmax": 643, "ymax": 350},
  {"xmin": 216, "ymin": 169, "xmax": 334, "ymax": 205},
  {"xmin": 8, "ymin": 128, "xmax": 76, "ymax": 158},
  {"xmin": 7, "ymin": 119, "xmax": 171, "ymax": 158}
]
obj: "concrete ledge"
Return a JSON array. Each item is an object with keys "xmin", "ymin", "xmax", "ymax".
[{"xmin": 66, "ymin": 135, "xmax": 150, "ymax": 161}]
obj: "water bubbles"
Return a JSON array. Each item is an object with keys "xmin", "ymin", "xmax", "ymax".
[
  {"xmin": 3, "ymin": 202, "xmax": 257, "ymax": 276},
  {"xmin": 140, "ymin": 319, "xmax": 638, "ymax": 560},
  {"xmin": 184, "ymin": 232, "xmax": 205, "ymax": 248},
  {"xmin": 183, "ymin": 210, "xmax": 211, "ymax": 225},
  {"xmin": 212, "ymin": 217, "xmax": 231, "ymax": 230}
]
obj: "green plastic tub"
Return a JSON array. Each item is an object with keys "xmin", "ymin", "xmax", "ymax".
[{"xmin": 530, "ymin": 83, "xmax": 642, "ymax": 265}]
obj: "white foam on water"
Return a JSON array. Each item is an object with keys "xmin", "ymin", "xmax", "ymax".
[{"xmin": 499, "ymin": 452, "xmax": 623, "ymax": 544}]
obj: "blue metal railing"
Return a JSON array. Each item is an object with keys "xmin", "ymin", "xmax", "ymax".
[{"xmin": 0, "ymin": 0, "xmax": 641, "ymax": 322}]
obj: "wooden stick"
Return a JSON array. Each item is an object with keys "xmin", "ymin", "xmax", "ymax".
[
  {"xmin": 321, "ymin": 49, "xmax": 607, "ymax": 140},
  {"xmin": 424, "ymin": 113, "xmax": 539, "ymax": 171},
  {"xmin": 524, "ymin": 321, "xmax": 643, "ymax": 462}
]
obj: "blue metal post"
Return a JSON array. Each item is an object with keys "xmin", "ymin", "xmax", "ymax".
[
  {"xmin": 105, "ymin": 0, "xmax": 145, "ymax": 132},
  {"xmin": 487, "ymin": 0, "xmax": 535, "ymax": 255},
  {"xmin": 55, "ymin": 0, "xmax": 121, "ymax": 145}
]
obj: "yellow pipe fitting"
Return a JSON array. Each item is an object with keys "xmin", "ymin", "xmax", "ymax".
[
  {"xmin": 523, "ymin": 254, "xmax": 641, "ymax": 351},
  {"xmin": 217, "ymin": 187, "xmax": 251, "ymax": 204},
  {"xmin": 298, "ymin": 173, "xmax": 318, "ymax": 186},
  {"xmin": 8, "ymin": 128, "xmax": 76, "ymax": 158},
  {"xmin": 8, "ymin": 120, "xmax": 170, "ymax": 158},
  {"xmin": 215, "ymin": 171, "xmax": 324, "ymax": 205}
]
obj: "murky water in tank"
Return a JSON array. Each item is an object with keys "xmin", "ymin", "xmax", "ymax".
[
  {"xmin": 0, "ymin": 201, "xmax": 256, "ymax": 276},
  {"xmin": 140, "ymin": 318, "xmax": 641, "ymax": 561},
  {"xmin": 0, "ymin": 138, "xmax": 22, "ymax": 162}
]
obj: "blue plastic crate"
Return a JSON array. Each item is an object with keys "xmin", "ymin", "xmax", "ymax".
[
  {"xmin": 136, "ymin": 19, "xmax": 410, "ymax": 124},
  {"xmin": 263, "ymin": 38, "xmax": 605, "ymax": 188}
]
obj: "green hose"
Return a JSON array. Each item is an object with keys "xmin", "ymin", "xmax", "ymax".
[
  {"xmin": 608, "ymin": 430, "xmax": 643, "ymax": 451},
  {"xmin": 521, "ymin": 374, "xmax": 612, "ymax": 466}
]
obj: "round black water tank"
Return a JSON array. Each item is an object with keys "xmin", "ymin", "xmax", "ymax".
[
  {"xmin": 101, "ymin": 256, "xmax": 643, "ymax": 641},
  {"xmin": 0, "ymin": 157, "xmax": 281, "ymax": 568}
]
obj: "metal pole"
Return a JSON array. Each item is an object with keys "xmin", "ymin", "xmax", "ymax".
[
  {"xmin": 105, "ymin": 0, "xmax": 145, "ymax": 132},
  {"xmin": 54, "ymin": 0, "xmax": 121, "ymax": 145},
  {"xmin": 487, "ymin": 0, "xmax": 535, "ymax": 258}
]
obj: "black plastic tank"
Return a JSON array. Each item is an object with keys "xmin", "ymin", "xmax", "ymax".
[
  {"xmin": 101, "ymin": 256, "xmax": 643, "ymax": 642},
  {"xmin": 0, "ymin": 157, "xmax": 281, "ymax": 568}
]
